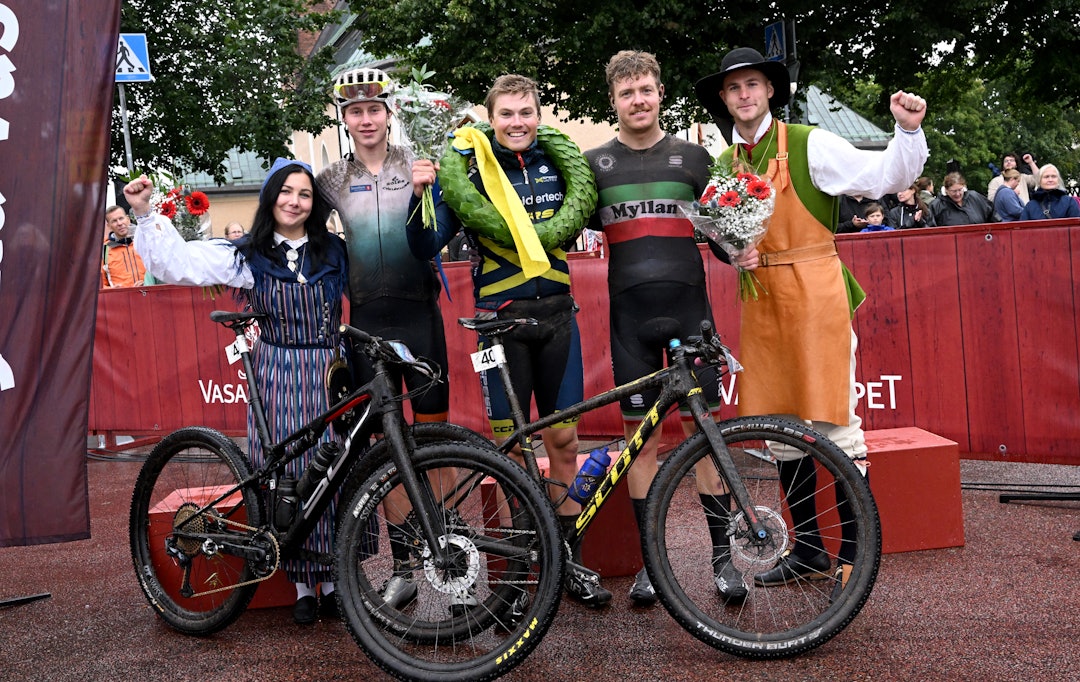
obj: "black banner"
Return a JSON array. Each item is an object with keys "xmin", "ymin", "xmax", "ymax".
[{"xmin": 0, "ymin": 0, "xmax": 121, "ymax": 546}]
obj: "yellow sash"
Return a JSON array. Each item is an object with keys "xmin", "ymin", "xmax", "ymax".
[{"xmin": 451, "ymin": 128, "xmax": 550, "ymax": 278}]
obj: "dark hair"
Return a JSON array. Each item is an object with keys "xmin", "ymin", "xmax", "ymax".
[
  {"xmin": 244, "ymin": 163, "xmax": 333, "ymax": 269},
  {"xmin": 901, "ymin": 182, "xmax": 931, "ymax": 215},
  {"xmin": 1002, "ymin": 153, "xmax": 1018, "ymax": 164},
  {"xmin": 915, "ymin": 176, "xmax": 934, "ymax": 192},
  {"xmin": 865, "ymin": 202, "xmax": 885, "ymax": 217}
]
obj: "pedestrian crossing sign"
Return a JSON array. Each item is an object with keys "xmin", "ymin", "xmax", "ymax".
[
  {"xmin": 115, "ymin": 33, "xmax": 152, "ymax": 83},
  {"xmin": 764, "ymin": 22, "xmax": 786, "ymax": 62}
]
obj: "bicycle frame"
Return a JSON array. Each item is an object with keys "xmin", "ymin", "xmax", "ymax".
[
  {"xmin": 173, "ymin": 314, "xmax": 460, "ymax": 574},
  {"xmin": 482, "ymin": 324, "xmax": 772, "ymax": 552}
]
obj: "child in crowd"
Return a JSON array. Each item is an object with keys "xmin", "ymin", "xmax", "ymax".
[{"xmin": 859, "ymin": 203, "xmax": 894, "ymax": 232}]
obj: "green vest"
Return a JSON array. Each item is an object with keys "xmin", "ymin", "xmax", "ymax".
[{"xmin": 719, "ymin": 124, "xmax": 866, "ymax": 314}]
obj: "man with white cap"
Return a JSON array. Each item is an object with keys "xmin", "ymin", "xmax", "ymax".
[{"xmin": 695, "ymin": 47, "xmax": 929, "ymax": 591}]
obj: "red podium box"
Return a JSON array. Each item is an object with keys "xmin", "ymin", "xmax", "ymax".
[
  {"xmin": 865, "ymin": 428, "xmax": 965, "ymax": 553},
  {"xmin": 149, "ymin": 486, "xmax": 293, "ymax": 610},
  {"xmin": 483, "ymin": 453, "xmax": 642, "ymax": 578}
]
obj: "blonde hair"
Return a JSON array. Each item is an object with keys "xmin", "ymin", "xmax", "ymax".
[
  {"xmin": 604, "ymin": 50, "xmax": 662, "ymax": 95},
  {"xmin": 1037, "ymin": 163, "xmax": 1060, "ymax": 186},
  {"xmin": 1001, "ymin": 169, "xmax": 1021, "ymax": 181},
  {"xmin": 484, "ymin": 74, "xmax": 541, "ymax": 118}
]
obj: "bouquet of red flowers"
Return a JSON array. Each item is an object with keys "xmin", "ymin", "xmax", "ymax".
[
  {"xmin": 681, "ymin": 170, "xmax": 774, "ymax": 301},
  {"xmin": 157, "ymin": 187, "xmax": 211, "ymax": 241}
]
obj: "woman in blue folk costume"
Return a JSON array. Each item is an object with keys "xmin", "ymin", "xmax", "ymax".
[{"xmin": 125, "ymin": 158, "xmax": 348, "ymax": 625}]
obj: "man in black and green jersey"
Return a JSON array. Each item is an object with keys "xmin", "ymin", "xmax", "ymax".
[{"xmin": 586, "ymin": 50, "xmax": 746, "ymax": 606}]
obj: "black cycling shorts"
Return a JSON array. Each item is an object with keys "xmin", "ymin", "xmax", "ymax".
[
  {"xmin": 609, "ymin": 282, "xmax": 721, "ymax": 420},
  {"xmin": 349, "ymin": 296, "xmax": 450, "ymax": 418}
]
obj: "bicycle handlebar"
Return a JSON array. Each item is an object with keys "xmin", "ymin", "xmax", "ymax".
[
  {"xmin": 671, "ymin": 320, "xmax": 735, "ymax": 371},
  {"xmin": 338, "ymin": 323, "xmax": 443, "ymax": 383}
]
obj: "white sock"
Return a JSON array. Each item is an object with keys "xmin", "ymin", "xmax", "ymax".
[
  {"xmin": 294, "ymin": 582, "xmax": 315, "ymax": 599},
  {"xmin": 321, "ymin": 581, "xmax": 335, "ymax": 596}
]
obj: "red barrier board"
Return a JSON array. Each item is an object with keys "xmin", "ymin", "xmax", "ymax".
[{"xmin": 90, "ymin": 220, "xmax": 1080, "ymax": 465}]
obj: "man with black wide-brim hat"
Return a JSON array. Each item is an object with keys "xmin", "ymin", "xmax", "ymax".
[{"xmin": 695, "ymin": 47, "xmax": 929, "ymax": 592}]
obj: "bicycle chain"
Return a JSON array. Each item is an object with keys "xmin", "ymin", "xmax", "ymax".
[{"xmin": 180, "ymin": 514, "xmax": 281, "ymax": 598}]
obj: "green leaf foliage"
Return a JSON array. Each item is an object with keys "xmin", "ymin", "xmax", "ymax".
[
  {"xmin": 114, "ymin": 0, "xmax": 339, "ymax": 184},
  {"xmin": 351, "ymin": 0, "xmax": 1080, "ymax": 186}
]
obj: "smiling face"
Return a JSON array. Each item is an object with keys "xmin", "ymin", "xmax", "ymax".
[
  {"xmin": 720, "ymin": 68, "xmax": 774, "ymax": 133},
  {"xmin": 1039, "ymin": 165, "xmax": 1061, "ymax": 190},
  {"xmin": 343, "ymin": 101, "xmax": 390, "ymax": 151},
  {"xmin": 611, "ymin": 73, "xmax": 663, "ymax": 136},
  {"xmin": 490, "ymin": 92, "xmax": 539, "ymax": 152},
  {"xmin": 897, "ymin": 187, "xmax": 916, "ymax": 204},
  {"xmin": 272, "ymin": 171, "xmax": 313, "ymax": 237}
]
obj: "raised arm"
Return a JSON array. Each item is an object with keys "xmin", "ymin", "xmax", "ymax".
[{"xmin": 123, "ymin": 175, "xmax": 251, "ymax": 288}]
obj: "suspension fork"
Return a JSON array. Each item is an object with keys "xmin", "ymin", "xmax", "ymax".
[
  {"xmin": 677, "ymin": 362, "xmax": 772, "ymax": 544},
  {"xmin": 375, "ymin": 386, "xmax": 452, "ymax": 569}
]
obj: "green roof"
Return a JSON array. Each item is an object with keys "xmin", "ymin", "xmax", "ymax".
[{"xmin": 802, "ymin": 85, "xmax": 892, "ymax": 150}]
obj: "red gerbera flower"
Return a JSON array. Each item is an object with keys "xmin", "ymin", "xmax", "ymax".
[
  {"xmin": 746, "ymin": 181, "xmax": 772, "ymax": 200},
  {"xmin": 160, "ymin": 200, "xmax": 177, "ymax": 220},
  {"xmin": 185, "ymin": 191, "xmax": 211, "ymax": 216},
  {"xmin": 718, "ymin": 191, "xmax": 742, "ymax": 207},
  {"xmin": 736, "ymin": 172, "xmax": 758, "ymax": 184},
  {"xmin": 699, "ymin": 185, "xmax": 719, "ymax": 204},
  {"xmin": 166, "ymin": 187, "xmax": 182, "ymax": 199}
]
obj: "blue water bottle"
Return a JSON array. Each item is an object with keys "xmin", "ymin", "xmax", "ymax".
[{"xmin": 568, "ymin": 448, "xmax": 611, "ymax": 504}]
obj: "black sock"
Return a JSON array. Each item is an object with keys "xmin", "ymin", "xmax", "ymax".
[
  {"xmin": 699, "ymin": 493, "xmax": 732, "ymax": 570},
  {"xmin": 387, "ymin": 522, "xmax": 414, "ymax": 573},
  {"xmin": 777, "ymin": 458, "xmax": 826, "ymax": 558},
  {"xmin": 631, "ymin": 497, "xmax": 646, "ymax": 533},
  {"xmin": 558, "ymin": 514, "xmax": 583, "ymax": 564}
]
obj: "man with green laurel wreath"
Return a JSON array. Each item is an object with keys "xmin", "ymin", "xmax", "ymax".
[
  {"xmin": 408, "ymin": 73, "xmax": 611, "ymax": 613},
  {"xmin": 696, "ymin": 47, "xmax": 927, "ymax": 594},
  {"xmin": 585, "ymin": 50, "xmax": 740, "ymax": 607}
]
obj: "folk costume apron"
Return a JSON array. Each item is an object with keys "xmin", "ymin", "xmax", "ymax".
[{"xmin": 735, "ymin": 123, "xmax": 851, "ymax": 425}]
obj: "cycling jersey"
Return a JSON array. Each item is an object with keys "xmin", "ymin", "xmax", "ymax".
[
  {"xmin": 466, "ymin": 140, "xmax": 571, "ymax": 308},
  {"xmin": 586, "ymin": 135, "xmax": 711, "ymax": 297},
  {"xmin": 317, "ymin": 146, "xmax": 440, "ymax": 305},
  {"xmin": 587, "ymin": 135, "xmax": 718, "ymax": 421}
]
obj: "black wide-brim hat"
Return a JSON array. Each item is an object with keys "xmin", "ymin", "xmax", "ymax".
[{"xmin": 695, "ymin": 47, "xmax": 791, "ymax": 120}]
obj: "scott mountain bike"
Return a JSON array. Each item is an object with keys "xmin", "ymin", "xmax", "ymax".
[{"xmin": 459, "ymin": 314, "xmax": 882, "ymax": 659}]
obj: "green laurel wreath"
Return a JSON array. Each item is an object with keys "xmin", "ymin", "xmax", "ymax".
[{"xmin": 437, "ymin": 122, "xmax": 598, "ymax": 250}]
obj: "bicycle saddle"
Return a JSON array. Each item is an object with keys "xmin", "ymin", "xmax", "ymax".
[{"xmin": 458, "ymin": 316, "xmax": 538, "ymax": 337}]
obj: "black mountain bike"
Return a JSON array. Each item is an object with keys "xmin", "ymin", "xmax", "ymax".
[
  {"xmin": 129, "ymin": 311, "xmax": 566, "ymax": 682},
  {"xmin": 458, "ymin": 315, "xmax": 882, "ymax": 660}
]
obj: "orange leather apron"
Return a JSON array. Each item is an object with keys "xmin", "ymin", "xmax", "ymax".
[{"xmin": 736, "ymin": 123, "xmax": 850, "ymax": 424}]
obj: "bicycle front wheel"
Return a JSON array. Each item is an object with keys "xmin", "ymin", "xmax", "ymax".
[
  {"xmin": 129, "ymin": 427, "xmax": 265, "ymax": 635},
  {"xmin": 335, "ymin": 441, "xmax": 564, "ymax": 682},
  {"xmin": 643, "ymin": 416, "xmax": 881, "ymax": 658}
]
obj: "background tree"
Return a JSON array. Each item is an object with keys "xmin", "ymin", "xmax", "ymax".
[
  {"xmin": 351, "ymin": 0, "xmax": 1080, "ymax": 183},
  {"xmin": 113, "ymin": 0, "xmax": 338, "ymax": 183}
]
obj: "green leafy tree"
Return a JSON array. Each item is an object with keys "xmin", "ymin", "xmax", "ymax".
[
  {"xmin": 113, "ymin": 0, "xmax": 338, "ymax": 183},
  {"xmin": 350, "ymin": 0, "xmax": 1080, "ymax": 183}
]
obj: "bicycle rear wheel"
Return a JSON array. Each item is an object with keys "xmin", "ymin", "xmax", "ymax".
[
  {"xmin": 643, "ymin": 416, "xmax": 880, "ymax": 658},
  {"xmin": 129, "ymin": 427, "xmax": 266, "ymax": 635},
  {"xmin": 335, "ymin": 441, "xmax": 564, "ymax": 682}
]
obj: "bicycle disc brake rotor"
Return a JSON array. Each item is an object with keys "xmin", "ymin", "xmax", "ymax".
[
  {"xmin": 729, "ymin": 505, "xmax": 789, "ymax": 566},
  {"xmin": 421, "ymin": 534, "xmax": 481, "ymax": 598},
  {"xmin": 172, "ymin": 502, "xmax": 219, "ymax": 554}
]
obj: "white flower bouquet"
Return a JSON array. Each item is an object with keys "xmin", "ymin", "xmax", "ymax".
[{"xmin": 393, "ymin": 65, "xmax": 473, "ymax": 229}]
